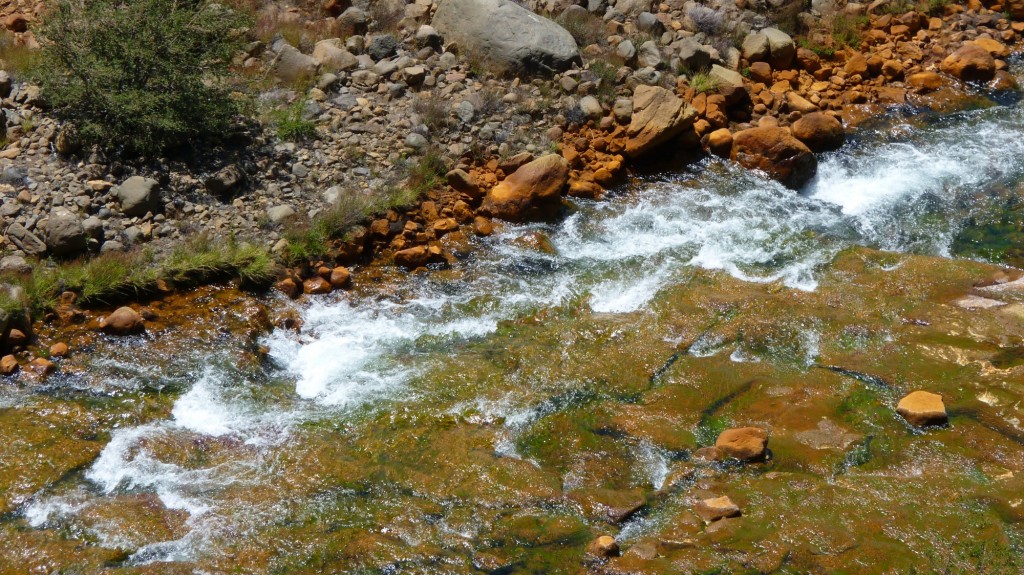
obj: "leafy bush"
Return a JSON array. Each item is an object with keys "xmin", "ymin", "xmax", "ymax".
[{"xmin": 35, "ymin": 0, "xmax": 249, "ymax": 157}]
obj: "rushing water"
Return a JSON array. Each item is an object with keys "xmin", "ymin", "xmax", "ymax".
[{"xmin": 14, "ymin": 95, "xmax": 1024, "ymax": 567}]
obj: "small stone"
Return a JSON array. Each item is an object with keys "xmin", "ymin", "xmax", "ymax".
[
  {"xmin": 694, "ymin": 496, "xmax": 741, "ymax": 523},
  {"xmin": 329, "ymin": 266, "xmax": 351, "ymax": 289},
  {"xmin": 6, "ymin": 328, "xmax": 27, "ymax": 347},
  {"xmin": 49, "ymin": 342, "xmax": 69, "ymax": 357},
  {"xmin": 586, "ymin": 535, "xmax": 620, "ymax": 557},
  {"xmin": 303, "ymin": 276, "xmax": 332, "ymax": 294},
  {"xmin": 267, "ymin": 205, "xmax": 297, "ymax": 225},
  {"xmin": 0, "ymin": 354, "xmax": 17, "ymax": 375},
  {"xmin": 715, "ymin": 427, "xmax": 769, "ymax": 461},
  {"xmin": 26, "ymin": 357, "xmax": 55, "ymax": 378},
  {"xmin": 897, "ymin": 391, "xmax": 948, "ymax": 427},
  {"xmin": 99, "ymin": 306, "xmax": 145, "ymax": 335},
  {"xmin": 276, "ymin": 277, "xmax": 301, "ymax": 299},
  {"xmin": 472, "ymin": 216, "xmax": 494, "ymax": 236}
]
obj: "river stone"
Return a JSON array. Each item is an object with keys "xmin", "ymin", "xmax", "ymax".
[
  {"xmin": 586, "ymin": 535, "xmax": 620, "ymax": 557},
  {"xmin": 694, "ymin": 496, "xmax": 741, "ymax": 523},
  {"xmin": 99, "ymin": 306, "xmax": 145, "ymax": 335},
  {"xmin": 42, "ymin": 208, "xmax": 87, "ymax": 257},
  {"xmin": 432, "ymin": 0, "xmax": 581, "ymax": 75},
  {"xmin": 791, "ymin": 112, "xmax": 845, "ymax": 152},
  {"xmin": 274, "ymin": 44, "xmax": 318, "ymax": 83},
  {"xmin": 677, "ymin": 38, "xmax": 712, "ymax": 72},
  {"xmin": 715, "ymin": 426, "xmax": 769, "ymax": 461},
  {"xmin": 480, "ymin": 154, "xmax": 569, "ymax": 222},
  {"xmin": 115, "ymin": 176, "xmax": 160, "ymax": 217},
  {"xmin": 578, "ymin": 95, "xmax": 603, "ymax": 120},
  {"xmin": 897, "ymin": 391, "xmax": 948, "ymax": 427},
  {"xmin": 0, "ymin": 255, "xmax": 31, "ymax": 275},
  {"xmin": 5, "ymin": 223, "xmax": 46, "ymax": 256},
  {"xmin": 940, "ymin": 43, "xmax": 995, "ymax": 83},
  {"xmin": 625, "ymin": 85, "xmax": 697, "ymax": 158},
  {"xmin": 267, "ymin": 205, "xmax": 297, "ymax": 225},
  {"xmin": 731, "ymin": 126, "xmax": 817, "ymax": 189},
  {"xmin": 0, "ymin": 354, "xmax": 16, "ymax": 375},
  {"xmin": 762, "ymin": 28, "xmax": 795, "ymax": 68},
  {"xmin": 312, "ymin": 40, "xmax": 358, "ymax": 72},
  {"xmin": 708, "ymin": 64, "xmax": 745, "ymax": 104}
]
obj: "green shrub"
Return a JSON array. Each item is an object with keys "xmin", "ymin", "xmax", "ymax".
[
  {"xmin": 798, "ymin": 38, "xmax": 836, "ymax": 58},
  {"xmin": 269, "ymin": 100, "xmax": 318, "ymax": 141},
  {"xmin": 689, "ymin": 70, "xmax": 721, "ymax": 94},
  {"xmin": 36, "ymin": 0, "xmax": 249, "ymax": 157},
  {"xmin": 927, "ymin": 0, "xmax": 950, "ymax": 15},
  {"xmin": 831, "ymin": 14, "xmax": 865, "ymax": 49}
]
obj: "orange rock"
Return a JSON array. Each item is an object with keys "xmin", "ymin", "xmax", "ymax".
[
  {"xmin": 303, "ymin": 277, "xmax": 332, "ymax": 295},
  {"xmin": 99, "ymin": 307, "xmax": 144, "ymax": 335},
  {"xmin": 472, "ymin": 216, "xmax": 494, "ymax": 236},
  {"xmin": 432, "ymin": 217, "xmax": 459, "ymax": 236},
  {"xmin": 970, "ymin": 37, "xmax": 1010, "ymax": 58},
  {"xmin": 586, "ymin": 535, "xmax": 620, "ymax": 557},
  {"xmin": 479, "ymin": 154, "xmax": 569, "ymax": 222},
  {"xmin": 791, "ymin": 112, "xmax": 845, "ymax": 152},
  {"xmin": 276, "ymin": 277, "xmax": 301, "ymax": 299},
  {"xmin": 706, "ymin": 128, "xmax": 733, "ymax": 158},
  {"xmin": 731, "ymin": 127, "xmax": 817, "ymax": 189},
  {"xmin": 0, "ymin": 354, "xmax": 17, "ymax": 375},
  {"xmin": 329, "ymin": 267, "xmax": 351, "ymax": 289},
  {"xmin": 694, "ymin": 496, "xmax": 741, "ymax": 523},
  {"xmin": 625, "ymin": 85, "xmax": 697, "ymax": 158},
  {"xmin": 897, "ymin": 391, "xmax": 948, "ymax": 427},
  {"xmin": 5, "ymin": 328, "xmax": 27, "ymax": 347},
  {"xmin": 715, "ymin": 427, "xmax": 769, "ymax": 461},
  {"xmin": 49, "ymin": 342, "xmax": 69, "ymax": 357},
  {"xmin": 27, "ymin": 357, "xmax": 55, "ymax": 377},
  {"xmin": 907, "ymin": 71, "xmax": 943, "ymax": 92},
  {"xmin": 940, "ymin": 43, "xmax": 995, "ymax": 82}
]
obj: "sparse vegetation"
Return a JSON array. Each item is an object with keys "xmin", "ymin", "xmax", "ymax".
[
  {"xmin": 830, "ymin": 14, "xmax": 867, "ymax": 48},
  {"xmin": 688, "ymin": 5, "xmax": 725, "ymax": 36},
  {"xmin": 0, "ymin": 236, "xmax": 275, "ymax": 315},
  {"xmin": 269, "ymin": 100, "xmax": 318, "ymax": 141},
  {"xmin": 798, "ymin": 37, "xmax": 836, "ymax": 58},
  {"xmin": 556, "ymin": 9, "xmax": 606, "ymax": 48},
  {"xmin": 412, "ymin": 96, "xmax": 451, "ymax": 132},
  {"xmin": 927, "ymin": 0, "xmax": 950, "ymax": 15},
  {"xmin": 35, "ymin": 0, "xmax": 250, "ymax": 157},
  {"xmin": 689, "ymin": 70, "xmax": 721, "ymax": 94}
]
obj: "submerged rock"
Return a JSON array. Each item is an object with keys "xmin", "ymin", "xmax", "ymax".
[
  {"xmin": 897, "ymin": 391, "xmax": 948, "ymax": 427},
  {"xmin": 715, "ymin": 426, "xmax": 769, "ymax": 461},
  {"xmin": 731, "ymin": 126, "xmax": 817, "ymax": 189}
]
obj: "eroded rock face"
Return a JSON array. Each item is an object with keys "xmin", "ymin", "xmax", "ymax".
[
  {"xmin": 897, "ymin": 391, "xmax": 948, "ymax": 427},
  {"xmin": 731, "ymin": 126, "xmax": 817, "ymax": 189},
  {"xmin": 940, "ymin": 43, "xmax": 995, "ymax": 83},
  {"xmin": 480, "ymin": 154, "xmax": 569, "ymax": 222},
  {"xmin": 99, "ymin": 307, "xmax": 145, "ymax": 336},
  {"xmin": 791, "ymin": 112, "xmax": 845, "ymax": 153},
  {"xmin": 625, "ymin": 85, "xmax": 697, "ymax": 158},
  {"xmin": 432, "ymin": 0, "xmax": 581, "ymax": 75},
  {"xmin": 715, "ymin": 427, "xmax": 769, "ymax": 461}
]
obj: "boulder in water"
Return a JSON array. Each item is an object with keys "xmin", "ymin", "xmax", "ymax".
[
  {"xmin": 694, "ymin": 495, "xmax": 741, "ymax": 523},
  {"xmin": 480, "ymin": 154, "xmax": 568, "ymax": 222},
  {"xmin": 791, "ymin": 112, "xmax": 844, "ymax": 153},
  {"xmin": 99, "ymin": 306, "xmax": 145, "ymax": 335},
  {"xmin": 586, "ymin": 535, "xmax": 620, "ymax": 557},
  {"xmin": 625, "ymin": 85, "xmax": 697, "ymax": 158},
  {"xmin": 0, "ymin": 354, "xmax": 17, "ymax": 375},
  {"xmin": 897, "ymin": 391, "xmax": 947, "ymax": 427},
  {"xmin": 731, "ymin": 127, "xmax": 817, "ymax": 189},
  {"xmin": 715, "ymin": 426, "xmax": 769, "ymax": 461},
  {"xmin": 432, "ymin": 0, "xmax": 581, "ymax": 75}
]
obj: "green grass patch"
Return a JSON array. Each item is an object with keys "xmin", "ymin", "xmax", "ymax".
[
  {"xmin": 268, "ymin": 100, "xmax": 317, "ymax": 142},
  {"xmin": 688, "ymin": 70, "xmax": 721, "ymax": 94}
]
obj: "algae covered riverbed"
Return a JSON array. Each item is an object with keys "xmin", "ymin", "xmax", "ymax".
[{"xmin": 3, "ymin": 98, "xmax": 1024, "ymax": 573}]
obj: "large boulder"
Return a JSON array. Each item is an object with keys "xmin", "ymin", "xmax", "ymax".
[
  {"xmin": 480, "ymin": 154, "xmax": 569, "ymax": 221},
  {"xmin": 791, "ymin": 112, "xmax": 845, "ymax": 152},
  {"xmin": 731, "ymin": 127, "xmax": 817, "ymax": 189},
  {"xmin": 115, "ymin": 176, "xmax": 160, "ymax": 217},
  {"xmin": 940, "ymin": 43, "xmax": 995, "ymax": 83},
  {"xmin": 742, "ymin": 28, "xmax": 795, "ymax": 69},
  {"xmin": 42, "ymin": 208, "xmax": 87, "ymax": 257},
  {"xmin": 274, "ymin": 44, "xmax": 318, "ymax": 83},
  {"xmin": 312, "ymin": 39, "xmax": 358, "ymax": 72},
  {"xmin": 625, "ymin": 85, "xmax": 697, "ymax": 158},
  {"xmin": 432, "ymin": 0, "xmax": 581, "ymax": 75}
]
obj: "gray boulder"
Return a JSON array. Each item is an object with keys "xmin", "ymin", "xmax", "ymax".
[
  {"xmin": 115, "ymin": 176, "xmax": 160, "ymax": 216},
  {"xmin": 432, "ymin": 0, "xmax": 581, "ymax": 75},
  {"xmin": 677, "ymin": 38, "xmax": 712, "ymax": 72},
  {"xmin": 312, "ymin": 40, "xmax": 359, "ymax": 72},
  {"xmin": 367, "ymin": 35, "xmax": 398, "ymax": 61},
  {"xmin": 5, "ymin": 223, "xmax": 46, "ymax": 256},
  {"xmin": 274, "ymin": 44, "xmax": 318, "ymax": 83},
  {"xmin": 43, "ymin": 208, "xmax": 87, "ymax": 257},
  {"xmin": 742, "ymin": 28, "xmax": 794, "ymax": 68}
]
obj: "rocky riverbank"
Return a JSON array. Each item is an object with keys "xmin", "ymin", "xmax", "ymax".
[{"xmin": 1, "ymin": 0, "xmax": 1023, "ymax": 371}]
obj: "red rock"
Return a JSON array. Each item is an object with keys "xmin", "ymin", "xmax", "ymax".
[
  {"xmin": 715, "ymin": 426, "xmax": 769, "ymax": 460},
  {"xmin": 791, "ymin": 112, "xmax": 845, "ymax": 152},
  {"xmin": 329, "ymin": 267, "xmax": 351, "ymax": 289},
  {"xmin": 99, "ymin": 307, "xmax": 145, "ymax": 335},
  {"xmin": 479, "ymin": 154, "xmax": 569, "ymax": 222},
  {"xmin": 897, "ymin": 391, "xmax": 947, "ymax": 427},
  {"xmin": 0, "ymin": 354, "xmax": 17, "ymax": 375},
  {"xmin": 940, "ymin": 43, "xmax": 995, "ymax": 82},
  {"xmin": 731, "ymin": 127, "xmax": 817, "ymax": 189},
  {"xmin": 275, "ymin": 277, "xmax": 301, "ymax": 299},
  {"xmin": 303, "ymin": 276, "xmax": 332, "ymax": 294},
  {"xmin": 446, "ymin": 169, "xmax": 482, "ymax": 198}
]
